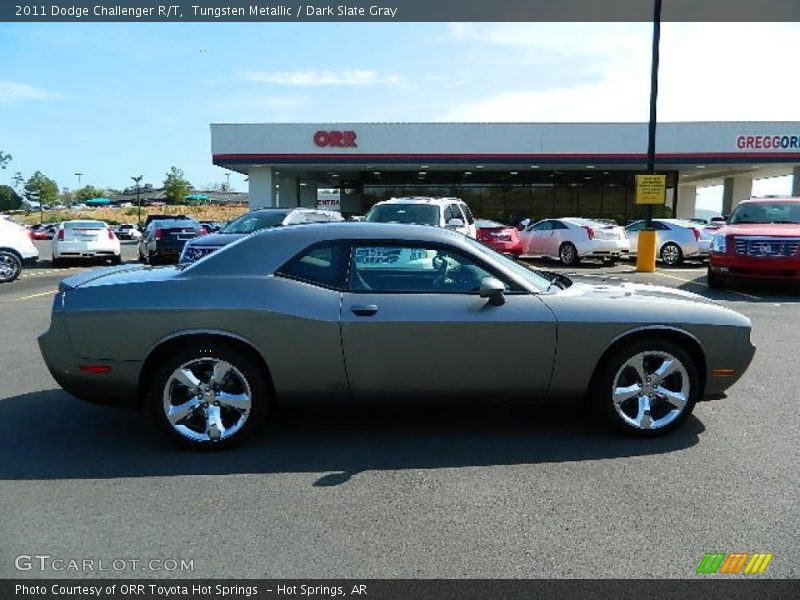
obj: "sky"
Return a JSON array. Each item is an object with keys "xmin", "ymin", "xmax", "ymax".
[{"xmin": 1, "ymin": 21, "xmax": 799, "ymax": 210}]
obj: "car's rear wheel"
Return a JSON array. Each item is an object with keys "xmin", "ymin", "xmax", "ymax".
[
  {"xmin": 594, "ymin": 338, "xmax": 699, "ymax": 437},
  {"xmin": 150, "ymin": 345, "xmax": 268, "ymax": 450},
  {"xmin": 660, "ymin": 242, "xmax": 683, "ymax": 266},
  {"xmin": 0, "ymin": 250, "xmax": 22, "ymax": 283},
  {"xmin": 111, "ymin": 254, "xmax": 122, "ymax": 265},
  {"xmin": 706, "ymin": 268, "xmax": 725, "ymax": 289},
  {"xmin": 559, "ymin": 242, "xmax": 580, "ymax": 266}
]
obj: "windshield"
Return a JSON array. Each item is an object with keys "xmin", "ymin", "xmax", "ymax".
[
  {"xmin": 462, "ymin": 236, "xmax": 553, "ymax": 292},
  {"xmin": 729, "ymin": 202, "xmax": 800, "ymax": 225},
  {"xmin": 221, "ymin": 211, "xmax": 290, "ymax": 234},
  {"xmin": 366, "ymin": 204, "xmax": 439, "ymax": 226}
]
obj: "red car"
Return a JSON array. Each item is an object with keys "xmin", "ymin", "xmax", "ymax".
[
  {"xmin": 707, "ymin": 197, "xmax": 800, "ymax": 288},
  {"xmin": 475, "ymin": 219, "xmax": 523, "ymax": 257}
]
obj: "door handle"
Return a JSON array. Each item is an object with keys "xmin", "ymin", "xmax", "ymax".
[{"xmin": 351, "ymin": 304, "xmax": 379, "ymax": 317}]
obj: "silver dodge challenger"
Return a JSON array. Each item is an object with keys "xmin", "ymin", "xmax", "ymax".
[{"xmin": 39, "ymin": 222, "xmax": 755, "ymax": 449}]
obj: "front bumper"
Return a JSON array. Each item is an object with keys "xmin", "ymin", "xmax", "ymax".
[{"xmin": 709, "ymin": 254, "xmax": 800, "ymax": 281}]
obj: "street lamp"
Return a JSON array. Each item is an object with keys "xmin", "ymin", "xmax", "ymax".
[
  {"xmin": 131, "ymin": 175, "xmax": 143, "ymax": 229},
  {"xmin": 29, "ymin": 190, "xmax": 42, "ymax": 224},
  {"xmin": 75, "ymin": 172, "xmax": 83, "ymax": 188}
]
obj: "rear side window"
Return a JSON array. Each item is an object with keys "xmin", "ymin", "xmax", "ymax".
[
  {"xmin": 65, "ymin": 221, "xmax": 105, "ymax": 230},
  {"xmin": 459, "ymin": 203, "xmax": 475, "ymax": 224},
  {"xmin": 276, "ymin": 242, "xmax": 347, "ymax": 289}
]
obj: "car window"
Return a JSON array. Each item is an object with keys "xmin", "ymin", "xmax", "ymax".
[
  {"xmin": 222, "ymin": 211, "xmax": 292, "ymax": 234},
  {"xmin": 552, "ymin": 221, "xmax": 568, "ymax": 230},
  {"xmin": 349, "ymin": 244, "xmax": 508, "ymax": 294},
  {"xmin": 275, "ymin": 242, "xmax": 346, "ymax": 289},
  {"xmin": 307, "ymin": 212, "xmax": 339, "ymax": 223},
  {"xmin": 365, "ymin": 204, "xmax": 440, "ymax": 226},
  {"xmin": 65, "ymin": 221, "xmax": 105, "ymax": 230},
  {"xmin": 446, "ymin": 204, "xmax": 464, "ymax": 223},
  {"xmin": 459, "ymin": 203, "xmax": 475, "ymax": 224},
  {"xmin": 532, "ymin": 221, "xmax": 551, "ymax": 232},
  {"xmin": 627, "ymin": 221, "xmax": 644, "ymax": 232}
]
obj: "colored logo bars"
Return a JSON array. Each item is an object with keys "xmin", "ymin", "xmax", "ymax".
[{"xmin": 697, "ymin": 552, "xmax": 774, "ymax": 574}]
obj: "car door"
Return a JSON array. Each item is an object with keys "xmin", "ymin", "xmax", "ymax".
[
  {"xmin": 520, "ymin": 220, "xmax": 551, "ymax": 256},
  {"xmin": 340, "ymin": 241, "xmax": 557, "ymax": 401},
  {"xmin": 543, "ymin": 220, "xmax": 569, "ymax": 257}
]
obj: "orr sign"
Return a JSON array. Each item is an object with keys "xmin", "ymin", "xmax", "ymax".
[{"xmin": 314, "ymin": 130, "xmax": 358, "ymax": 148}]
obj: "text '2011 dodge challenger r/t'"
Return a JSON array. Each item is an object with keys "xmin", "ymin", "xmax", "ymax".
[{"xmin": 39, "ymin": 223, "xmax": 756, "ymax": 449}]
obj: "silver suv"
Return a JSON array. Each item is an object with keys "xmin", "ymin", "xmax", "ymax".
[{"xmin": 365, "ymin": 197, "xmax": 477, "ymax": 238}]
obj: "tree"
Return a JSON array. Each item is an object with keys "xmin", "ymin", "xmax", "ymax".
[
  {"xmin": 163, "ymin": 166, "xmax": 192, "ymax": 205},
  {"xmin": 0, "ymin": 185, "xmax": 22, "ymax": 211},
  {"xmin": 23, "ymin": 171, "xmax": 59, "ymax": 206},
  {"xmin": 12, "ymin": 172, "xmax": 24, "ymax": 191},
  {"xmin": 0, "ymin": 150, "xmax": 11, "ymax": 170},
  {"xmin": 73, "ymin": 185, "xmax": 106, "ymax": 202}
]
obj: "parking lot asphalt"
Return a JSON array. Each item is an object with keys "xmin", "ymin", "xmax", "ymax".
[{"xmin": 1, "ymin": 243, "xmax": 798, "ymax": 579}]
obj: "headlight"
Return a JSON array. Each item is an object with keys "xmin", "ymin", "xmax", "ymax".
[{"xmin": 711, "ymin": 234, "xmax": 727, "ymax": 254}]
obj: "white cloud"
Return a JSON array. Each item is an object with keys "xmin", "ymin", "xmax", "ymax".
[
  {"xmin": 238, "ymin": 69, "xmax": 403, "ymax": 86},
  {"xmin": 439, "ymin": 23, "xmax": 800, "ymax": 122},
  {"xmin": 0, "ymin": 81, "xmax": 62, "ymax": 105}
]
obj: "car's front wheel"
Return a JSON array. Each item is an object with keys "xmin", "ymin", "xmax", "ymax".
[
  {"xmin": 0, "ymin": 250, "xmax": 22, "ymax": 283},
  {"xmin": 559, "ymin": 242, "xmax": 580, "ymax": 266},
  {"xmin": 594, "ymin": 338, "xmax": 699, "ymax": 437},
  {"xmin": 150, "ymin": 345, "xmax": 269, "ymax": 450},
  {"xmin": 660, "ymin": 242, "xmax": 683, "ymax": 266},
  {"xmin": 706, "ymin": 268, "xmax": 725, "ymax": 289}
]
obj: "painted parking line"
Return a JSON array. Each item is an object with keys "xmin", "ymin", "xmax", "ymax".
[
  {"xmin": 20, "ymin": 269, "xmax": 86, "ymax": 278},
  {"xmin": 652, "ymin": 271, "xmax": 761, "ymax": 301},
  {"xmin": 16, "ymin": 290, "xmax": 57, "ymax": 301}
]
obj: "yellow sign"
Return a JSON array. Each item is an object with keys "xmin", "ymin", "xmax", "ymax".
[{"xmin": 635, "ymin": 174, "xmax": 667, "ymax": 205}]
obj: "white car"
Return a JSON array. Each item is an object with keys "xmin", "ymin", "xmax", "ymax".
[
  {"xmin": 52, "ymin": 220, "xmax": 121, "ymax": 266},
  {"xmin": 626, "ymin": 219, "xmax": 703, "ymax": 266},
  {"xmin": 0, "ymin": 216, "xmax": 39, "ymax": 283},
  {"xmin": 365, "ymin": 197, "xmax": 478, "ymax": 238},
  {"xmin": 519, "ymin": 218, "xmax": 629, "ymax": 266},
  {"xmin": 115, "ymin": 223, "xmax": 142, "ymax": 240}
]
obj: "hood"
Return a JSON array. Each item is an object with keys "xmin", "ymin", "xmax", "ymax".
[
  {"xmin": 58, "ymin": 264, "xmax": 181, "ymax": 291},
  {"xmin": 720, "ymin": 223, "xmax": 800, "ymax": 237},
  {"xmin": 559, "ymin": 279, "xmax": 719, "ymax": 306},
  {"xmin": 183, "ymin": 232, "xmax": 244, "ymax": 248}
]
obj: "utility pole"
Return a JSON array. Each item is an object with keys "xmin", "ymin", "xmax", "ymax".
[
  {"xmin": 75, "ymin": 172, "xmax": 83, "ymax": 189},
  {"xmin": 132, "ymin": 175, "xmax": 143, "ymax": 229},
  {"xmin": 635, "ymin": 0, "xmax": 662, "ymax": 273}
]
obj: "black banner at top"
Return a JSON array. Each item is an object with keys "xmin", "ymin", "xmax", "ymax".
[{"xmin": 3, "ymin": 0, "xmax": 800, "ymax": 22}]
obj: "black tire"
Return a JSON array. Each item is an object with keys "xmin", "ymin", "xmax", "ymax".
[
  {"xmin": 592, "ymin": 337, "xmax": 699, "ymax": 438},
  {"xmin": 706, "ymin": 268, "xmax": 725, "ymax": 289},
  {"xmin": 111, "ymin": 254, "xmax": 122, "ymax": 266},
  {"xmin": 660, "ymin": 242, "xmax": 683, "ymax": 266},
  {"xmin": 0, "ymin": 250, "xmax": 22, "ymax": 284},
  {"xmin": 149, "ymin": 344, "xmax": 269, "ymax": 450},
  {"xmin": 603, "ymin": 258, "xmax": 618, "ymax": 267},
  {"xmin": 559, "ymin": 242, "xmax": 580, "ymax": 267}
]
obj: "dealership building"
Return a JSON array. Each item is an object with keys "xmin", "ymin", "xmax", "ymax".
[{"xmin": 211, "ymin": 122, "xmax": 800, "ymax": 222}]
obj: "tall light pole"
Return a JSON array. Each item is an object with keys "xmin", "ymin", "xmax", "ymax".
[
  {"xmin": 132, "ymin": 175, "xmax": 143, "ymax": 229},
  {"xmin": 636, "ymin": 0, "xmax": 662, "ymax": 273},
  {"xmin": 75, "ymin": 172, "xmax": 83, "ymax": 189},
  {"xmin": 225, "ymin": 172, "xmax": 231, "ymax": 191},
  {"xmin": 29, "ymin": 190, "xmax": 41, "ymax": 224}
]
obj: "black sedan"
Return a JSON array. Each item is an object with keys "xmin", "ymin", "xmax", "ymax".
[{"xmin": 137, "ymin": 218, "xmax": 205, "ymax": 265}]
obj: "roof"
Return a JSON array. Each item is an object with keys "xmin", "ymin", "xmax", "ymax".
[{"xmin": 373, "ymin": 197, "xmax": 465, "ymax": 205}]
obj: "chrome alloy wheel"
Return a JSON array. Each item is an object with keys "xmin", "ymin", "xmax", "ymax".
[
  {"xmin": 0, "ymin": 251, "xmax": 22, "ymax": 283},
  {"xmin": 559, "ymin": 243, "xmax": 578, "ymax": 266},
  {"xmin": 611, "ymin": 351, "xmax": 690, "ymax": 430},
  {"xmin": 162, "ymin": 357, "xmax": 252, "ymax": 443},
  {"xmin": 660, "ymin": 243, "xmax": 682, "ymax": 266}
]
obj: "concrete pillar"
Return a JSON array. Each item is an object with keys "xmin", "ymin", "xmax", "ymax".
[
  {"xmin": 248, "ymin": 166, "xmax": 274, "ymax": 209},
  {"xmin": 792, "ymin": 166, "xmax": 800, "ymax": 197},
  {"xmin": 299, "ymin": 183, "xmax": 317, "ymax": 208},
  {"xmin": 676, "ymin": 184, "xmax": 697, "ymax": 219},
  {"xmin": 278, "ymin": 177, "xmax": 299, "ymax": 207},
  {"xmin": 722, "ymin": 175, "xmax": 753, "ymax": 216}
]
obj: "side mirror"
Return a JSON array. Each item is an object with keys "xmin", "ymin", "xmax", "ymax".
[
  {"xmin": 446, "ymin": 218, "xmax": 465, "ymax": 229},
  {"xmin": 479, "ymin": 276, "xmax": 506, "ymax": 306}
]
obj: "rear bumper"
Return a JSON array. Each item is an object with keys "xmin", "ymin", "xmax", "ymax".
[
  {"xmin": 22, "ymin": 256, "xmax": 38, "ymax": 266},
  {"xmin": 709, "ymin": 254, "xmax": 800, "ymax": 281},
  {"xmin": 580, "ymin": 239, "xmax": 629, "ymax": 257},
  {"xmin": 38, "ymin": 323, "xmax": 141, "ymax": 409},
  {"xmin": 54, "ymin": 241, "xmax": 120, "ymax": 259}
]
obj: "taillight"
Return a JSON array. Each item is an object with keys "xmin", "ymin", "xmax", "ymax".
[
  {"xmin": 27, "ymin": 230, "xmax": 35, "ymax": 242},
  {"xmin": 56, "ymin": 229, "xmax": 64, "ymax": 241},
  {"xmin": 200, "ymin": 226, "xmax": 209, "ymax": 235},
  {"xmin": 155, "ymin": 228, "xmax": 163, "ymax": 240},
  {"xmin": 477, "ymin": 230, "xmax": 490, "ymax": 241},
  {"xmin": 107, "ymin": 228, "xmax": 116, "ymax": 240},
  {"xmin": 506, "ymin": 228, "xmax": 520, "ymax": 241},
  {"xmin": 691, "ymin": 227, "xmax": 701, "ymax": 241},
  {"xmin": 582, "ymin": 225, "xmax": 595, "ymax": 240}
]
